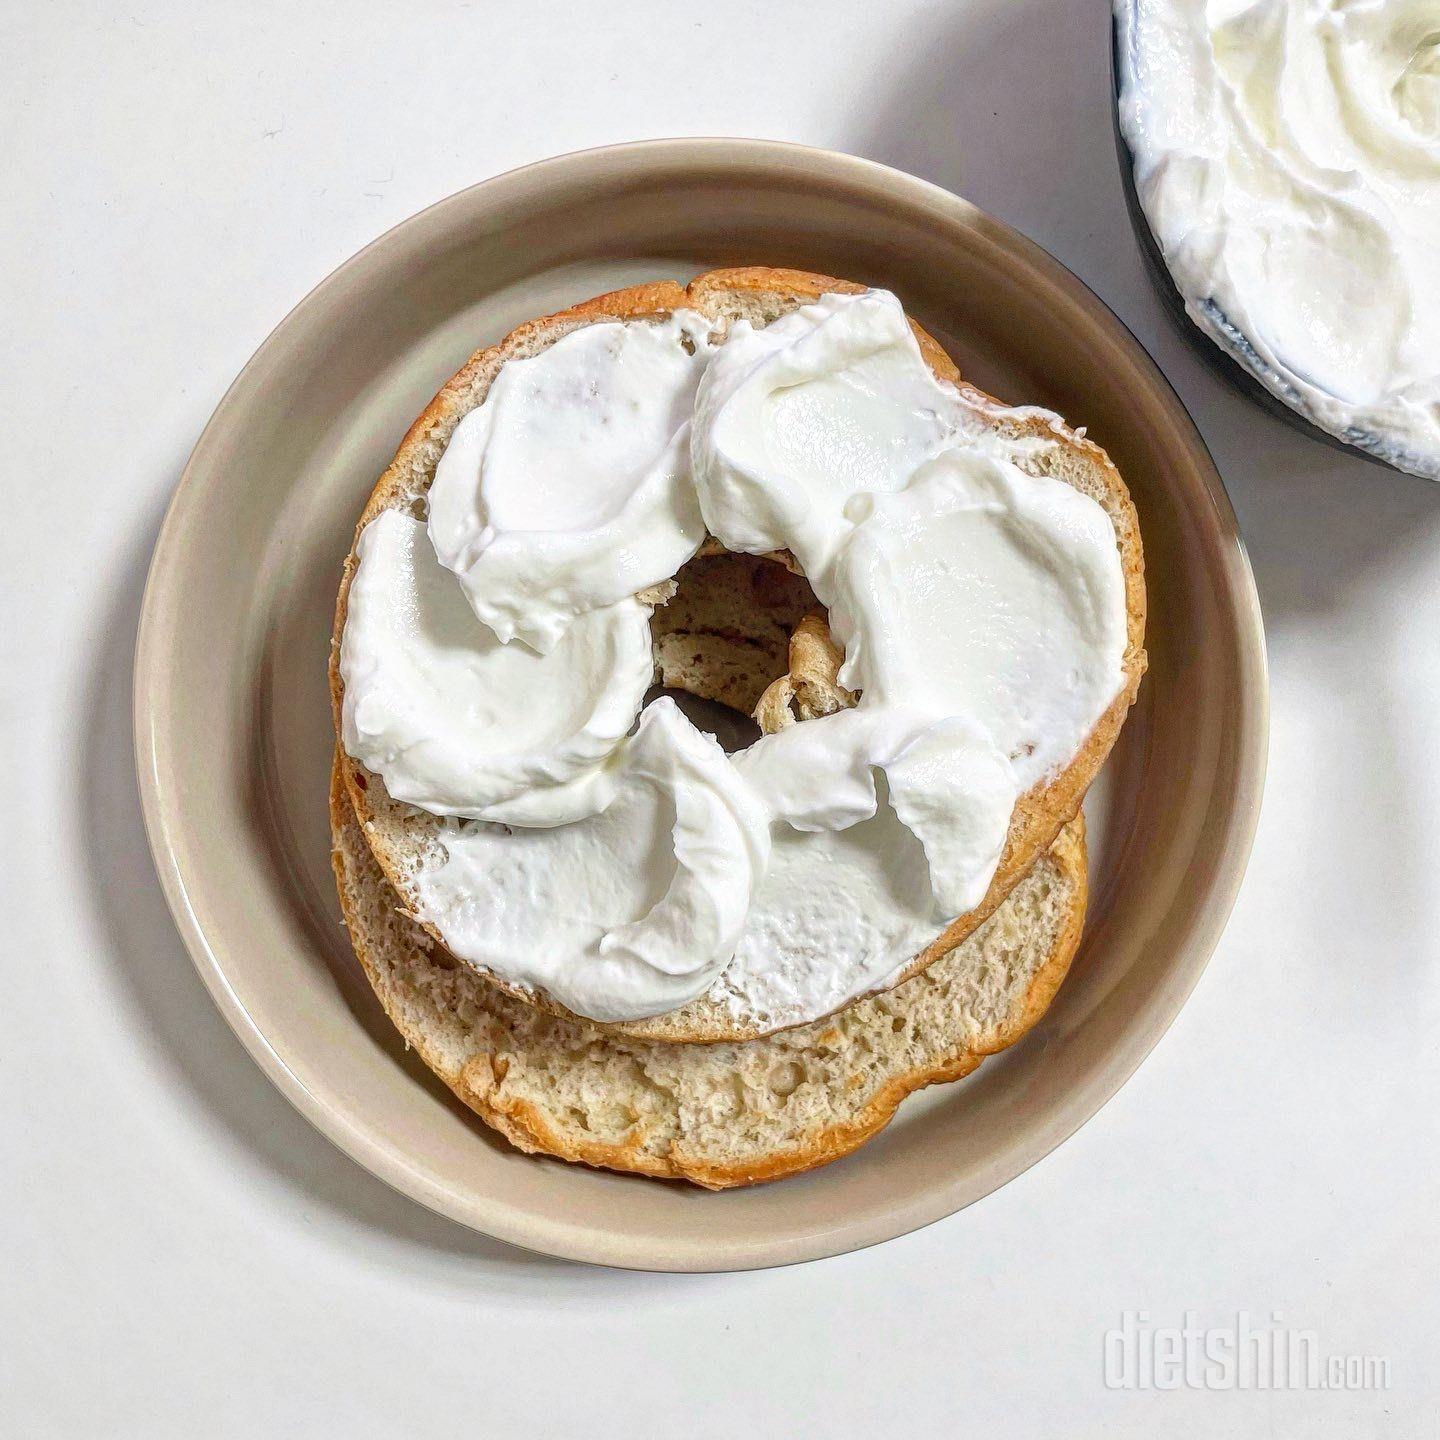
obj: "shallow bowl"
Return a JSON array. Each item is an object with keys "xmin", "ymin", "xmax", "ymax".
[{"xmin": 136, "ymin": 138, "xmax": 1267, "ymax": 1271}]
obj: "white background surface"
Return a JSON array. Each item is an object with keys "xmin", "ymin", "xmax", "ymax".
[{"xmin": 5, "ymin": 1, "xmax": 1438, "ymax": 1434}]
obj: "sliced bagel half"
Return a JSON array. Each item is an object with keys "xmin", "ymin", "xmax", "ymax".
[
  {"xmin": 331, "ymin": 758, "xmax": 1088, "ymax": 1190},
  {"xmin": 330, "ymin": 267, "xmax": 1145, "ymax": 1043}
]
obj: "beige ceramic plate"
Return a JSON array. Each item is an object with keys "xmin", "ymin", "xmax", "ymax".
[{"xmin": 135, "ymin": 139, "xmax": 1266, "ymax": 1272}]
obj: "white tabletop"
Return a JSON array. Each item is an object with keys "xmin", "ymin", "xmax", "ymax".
[{"xmin": 6, "ymin": 1, "xmax": 1437, "ymax": 1434}]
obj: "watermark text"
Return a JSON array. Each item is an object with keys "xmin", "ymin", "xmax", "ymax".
[{"xmin": 1103, "ymin": 1311, "xmax": 1389, "ymax": 1391}]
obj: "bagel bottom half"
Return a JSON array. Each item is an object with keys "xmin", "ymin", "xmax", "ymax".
[{"xmin": 330, "ymin": 759, "xmax": 1088, "ymax": 1190}]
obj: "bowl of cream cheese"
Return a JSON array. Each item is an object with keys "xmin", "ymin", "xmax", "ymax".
[{"xmin": 1112, "ymin": 0, "xmax": 1440, "ymax": 480}]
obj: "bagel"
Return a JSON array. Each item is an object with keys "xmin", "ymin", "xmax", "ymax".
[
  {"xmin": 330, "ymin": 757, "xmax": 1087, "ymax": 1189},
  {"xmin": 329, "ymin": 267, "xmax": 1146, "ymax": 1043}
]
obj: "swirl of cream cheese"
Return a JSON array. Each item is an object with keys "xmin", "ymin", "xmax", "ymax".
[
  {"xmin": 1116, "ymin": 0, "xmax": 1440, "ymax": 477},
  {"xmin": 410, "ymin": 698, "xmax": 771, "ymax": 1023},
  {"xmin": 690, "ymin": 289, "xmax": 970, "ymax": 582},
  {"xmin": 427, "ymin": 312, "xmax": 715, "ymax": 652},
  {"xmin": 339, "ymin": 511, "xmax": 653, "ymax": 824}
]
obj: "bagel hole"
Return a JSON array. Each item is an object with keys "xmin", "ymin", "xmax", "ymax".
[
  {"xmin": 645, "ymin": 685, "xmax": 760, "ymax": 753},
  {"xmin": 649, "ymin": 548, "xmax": 826, "ymax": 749}
]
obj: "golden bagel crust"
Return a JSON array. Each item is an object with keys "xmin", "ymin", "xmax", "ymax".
[
  {"xmin": 329, "ymin": 267, "xmax": 1146, "ymax": 1043},
  {"xmin": 330, "ymin": 759, "xmax": 1087, "ymax": 1189}
]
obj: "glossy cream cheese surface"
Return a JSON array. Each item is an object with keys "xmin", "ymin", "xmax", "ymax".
[
  {"xmin": 690, "ymin": 289, "xmax": 970, "ymax": 582},
  {"xmin": 339, "ymin": 511, "xmax": 653, "ymax": 824},
  {"xmin": 428, "ymin": 311, "xmax": 715, "ymax": 651},
  {"xmin": 411, "ymin": 699, "xmax": 770, "ymax": 1023},
  {"xmin": 1116, "ymin": 0, "xmax": 1440, "ymax": 477},
  {"xmin": 830, "ymin": 446, "xmax": 1129, "ymax": 793}
]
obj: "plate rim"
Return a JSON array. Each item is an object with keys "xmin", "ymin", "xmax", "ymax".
[{"xmin": 134, "ymin": 137, "xmax": 1269, "ymax": 1272}]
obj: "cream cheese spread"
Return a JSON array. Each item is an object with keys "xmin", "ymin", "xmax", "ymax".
[
  {"xmin": 1116, "ymin": 0, "xmax": 1440, "ymax": 477},
  {"xmin": 830, "ymin": 445, "xmax": 1129, "ymax": 791},
  {"xmin": 711, "ymin": 783, "xmax": 941, "ymax": 1029},
  {"xmin": 690, "ymin": 289, "xmax": 968, "ymax": 581},
  {"xmin": 721, "ymin": 436, "xmax": 1126, "ymax": 1025},
  {"xmin": 340, "ymin": 290, "xmax": 1131, "ymax": 1028},
  {"xmin": 339, "ymin": 511, "xmax": 653, "ymax": 824},
  {"xmin": 410, "ymin": 698, "xmax": 770, "ymax": 1022},
  {"xmin": 734, "ymin": 707, "xmax": 1015, "ymax": 922},
  {"xmin": 428, "ymin": 311, "xmax": 715, "ymax": 652}
]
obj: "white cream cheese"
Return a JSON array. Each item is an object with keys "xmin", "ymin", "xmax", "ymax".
[
  {"xmin": 410, "ymin": 699, "xmax": 770, "ymax": 1022},
  {"xmin": 734, "ymin": 706, "xmax": 1015, "ymax": 922},
  {"xmin": 342, "ymin": 291, "xmax": 1131, "ymax": 1031},
  {"xmin": 340, "ymin": 511, "xmax": 652, "ymax": 823},
  {"xmin": 690, "ymin": 289, "xmax": 968, "ymax": 580},
  {"xmin": 711, "ymin": 786, "xmax": 939, "ymax": 1031},
  {"xmin": 830, "ymin": 445, "xmax": 1129, "ymax": 791},
  {"xmin": 723, "ymin": 437, "xmax": 1125, "ymax": 982},
  {"xmin": 880, "ymin": 718, "xmax": 1019, "ymax": 918},
  {"xmin": 428, "ymin": 311, "xmax": 715, "ymax": 651},
  {"xmin": 1116, "ymin": 0, "xmax": 1440, "ymax": 477}
]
